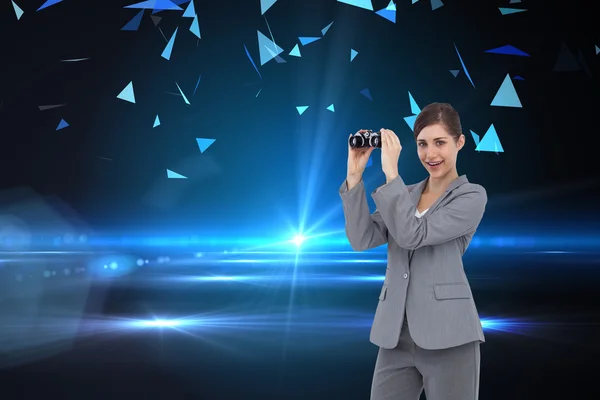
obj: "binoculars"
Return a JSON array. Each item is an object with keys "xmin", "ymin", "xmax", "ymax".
[{"xmin": 349, "ymin": 130, "xmax": 381, "ymax": 149}]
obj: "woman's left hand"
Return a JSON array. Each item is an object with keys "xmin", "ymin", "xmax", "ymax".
[{"xmin": 380, "ymin": 128, "xmax": 401, "ymax": 182}]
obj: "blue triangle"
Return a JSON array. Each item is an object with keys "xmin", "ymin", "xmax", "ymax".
[
  {"xmin": 299, "ymin": 37, "xmax": 320, "ymax": 46},
  {"xmin": 360, "ymin": 88, "xmax": 372, "ymax": 101},
  {"xmin": 153, "ymin": 115, "xmax": 160, "ymax": 128},
  {"xmin": 475, "ymin": 124, "xmax": 504, "ymax": 153},
  {"xmin": 182, "ymin": 0, "xmax": 195, "ymax": 17},
  {"xmin": 196, "ymin": 138, "xmax": 215, "ymax": 153},
  {"xmin": 469, "ymin": 130, "xmax": 480, "ymax": 146},
  {"xmin": 56, "ymin": 119, "xmax": 69, "ymax": 130},
  {"xmin": 258, "ymin": 30, "xmax": 284, "ymax": 65},
  {"xmin": 37, "ymin": 0, "xmax": 63, "ymax": 12},
  {"xmin": 350, "ymin": 49, "xmax": 358, "ymax": 61},
  {"xmin": 484, "ymin": 44, "xmax": 530, "ymax": 57},
  {"xmin": 491, "ymin": 74, "xmax": 522, "ymax": 107},
  {"xmin": 513, "ymin": 75, "xmax": 524, "ymax": 80},
  {"xmin": 431, "ymin": 0, "xmax": 444, "ymax": 10},
  {"xmin": 408, "ymin": 91, "xmax": 420, "ymax": 114},
  {"xmin": 117, "ymin": 82, "xmax": 136, "ymax": 103},
  {"xmin": 122, "ymin": 10, "xmax": 144, "ymax": 31},
  {"xmin": 167, "ymin": 169, "xmax": 187, "ymax": 179},
  {"xmin": 375, "ymin": 8, "xmax": 395, "ymax": 23},
  {"xmin": 337, "ymin": 0, "xmax": 373, "ymax": 11},
  {"xmin": 261, "ymin": 0, "xmax": 277, "ymax": 14},
  {"xmin": 327, "ymin": 104, "xmax": 335, "ymax": 112},
  {"xmin": 189, "ymin": 15, "xmax": 200, "ymax": 38},
  {"xmin": 366, "ymin": 156, "xmax": 372, "ymax": 168},
  {"xmin": 596, "ymin": 45, "xmax": 600, "ymax": 55},
  {"xmin": 498, "ymin": 7, "xmax": 527, "ymax": 15},
  {"xmin": 449, "ymin": 69, "xmax": 460, "ymax": 77},
  {"xmin": 12, "ymin": 1, "xmax": 24, "ymax": 20},
  {"xmin": 404, "ymin": 115, "xmax": 417, "ymax": 131},
  {"xmin": 321, "ymin": 21, "xmax": 334, "ymax": 36},
  {"xmin": 289, "ymin": 44, "xmax": 301, "ymax": 57},
  {"xmin": 296, "ymin": 106, "xmax": 309, "ymax": 115},
  {"xmin": 162, "ymin": 27, "xmax": 178, "ymax": 60}
]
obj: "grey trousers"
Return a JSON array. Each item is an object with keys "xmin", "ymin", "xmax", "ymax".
[{"xmin": 370, "ymin": 315, "xmax": 481, "ymax": 400}]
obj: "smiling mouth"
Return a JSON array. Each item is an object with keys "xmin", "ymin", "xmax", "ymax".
[{"xmin": 426, "ymin": 161, "xmax": 443, "ymax": 166}]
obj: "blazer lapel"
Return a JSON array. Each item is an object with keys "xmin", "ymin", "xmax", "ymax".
[{"xmin": 407, "ymin": 175, "xmax": 469, "ymax": 265}]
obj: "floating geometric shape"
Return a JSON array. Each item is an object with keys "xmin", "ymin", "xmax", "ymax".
[
  {"xmin": 125, "ymin": 0, "xmax": 182, "ymax": 11},
  {"xmin": 404, "ymin": 115, "xmax": 417, "ymax": 131},
  {"xmin": 12, "ymin": 1, "xmax": 24, "ymax": 20},
  {"xmin": 321, "ymin": 21, "xmax": 334, "ymax": 36},
  {"xmin": 576, "ymin": 48, "xmax": 593, "ymax": 79},
  {"xmin": 256, "ymin": 88, "xmax": 262, "ymax": 97},
  {"xmin": 166, "ymin": 169, "xmax": 187, "ymax": 179},
  {"xmin": 469, "ymin": 130, "xmax": 480, "ymax": 147},
  {"xmin": 509, "ymin": 0, "xmax": 521, "ymax": 3},
  {"xmin": 193, "ymin": 74, "xmax": 201, "ymax": 96},
  {"xmin": 475, "ymin": 124, "xmax": 504, "ymax": 153},
  {"xmin": 449, "ymin": 69, "xmax": 460, "ymax": 77},
  {"xmin": 258, "ymin": 30, "xmax": 284, "ymax": 65},
  {"xmin": 274, "ymin": 55, "xmax": 287, "ymax": 63},
  {"xmin": 153, "ymin": 115, "xmax": 160, "ymax": 128},
  {"xmin": 190, "ymin": 14, "xmax": 200, "ymax": 38},
  {"xmin": 122, "ymin": 10, "xmax": 144, "ymax": 31},
  {"xmin": 175, "ymin": 82, "xmax": 190, "ymax": 105},
  {"xmin": 498, "ymin": 7, "xmax": 527, "ymax": 15},
  {"xmin": 196, "ymin": 138, "xmax": 215, "ymax": 153},
  {"xmin": 117, "ymin": 82, "xmax": 136, "ymax": 103},
  {"xmin": 183, "ymin": 0, "xmax": 195, "ymax": 17},
  {"xmin": 337, "ymin": 0, "xmax": 373, "ymax": 11},
  {"xmin": 327, "ymin": 104, "xmax": 335, "ymax": 112},
  {"xmin": 552, "ymin": 42, "xmax": 580, "ymax": 72},
  {"xmin": 375, "ymin": 1, "xmax": 396, "ymax": 22},
  {"xmin": 408, "ymin": 91, "xmax": 421, "ymax": 114},
  {"xmin": 360, "ymin": 88, "xmax": 372, "ymax": 101},
  {"xmin": 484, "ymin": 44, "xmax": 530, "ymax": 56},
  {"xmin": 161, "ymin": 27, "xmax": 178, "ymax": 60},
  {"xmin": 454, "ymin": 42, "xmax": 475, "ymax": 89},
  {"xmin": 596, "ymin": 45, "xmax": 600, "ymax": 55},
  {"xmin": 513, "ymin": 75, "xmax": 524, "ymax": 80},
  {"xmin": 491, "ymin": 74, "xmax": 522, "ymax": 108},
  {"xmin": 39, "ymin": 104, "xmax": 66, "ymax": 111},
  {"xmin": 261, "ymin": 0, "xmax": 278, "ymax": 14},
  {"xmin": 244, "ymin": 44, "xmax": 262, "ymax": 80},
  {"xmin": 350, "ymin": 49, "xmax": 358, "ymax": 61},
  {"xmin": 56, "ymin": 119, "xmax": 69, "ymax": 131},
  {"xmin": 150, "ymin": 15, "xmax": 162, "ymax": 26},
  {"xmin": 289, "ymin": 44, "xmax": 301, "ymax": 57},
  {"xmin": 296, "ymin": 106, "xmax": 309, "ymax": 115},
  {"xmin": 431, "ymin": 0, "xmax": 444, "ymax": 11},
  {"xmin": 299, "ymin": 37, "xmax": 320, "ymax": 46},
  {"xmin": 37, "ymin": 0, "xmax": 63, "ymax": 11},
  {"xmin": 60, "ymin": 58, "xmax": 90, "ymax": 62}
]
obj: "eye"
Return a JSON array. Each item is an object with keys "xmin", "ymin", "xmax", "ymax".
[{"xmin": 436, "ymin": 141, "xmax": 446, "ymax": 146}]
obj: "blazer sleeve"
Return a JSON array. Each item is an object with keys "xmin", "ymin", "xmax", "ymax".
[
  {"xmin": 371, "ymin": 175, "xmax": 487, "ymax": 250},
  {"xmin": 339, "ymin": 179, "xmax": 388, "ymax": 251}
]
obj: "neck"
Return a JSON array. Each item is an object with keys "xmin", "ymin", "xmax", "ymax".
[{"xmin": 426, "ymin": 168, "xmax": 459, "ymax": 193}]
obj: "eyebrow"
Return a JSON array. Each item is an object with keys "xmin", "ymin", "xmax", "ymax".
[{"xmin": 417, "ymin": 137, "xmax": 447, "ymax": 142}]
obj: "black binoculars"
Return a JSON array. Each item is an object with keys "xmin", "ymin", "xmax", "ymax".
[{"xmin": 349, "ymin": 130, "xmax": 381, "ymax": 149}]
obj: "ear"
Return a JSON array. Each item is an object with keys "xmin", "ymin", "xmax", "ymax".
[{"xmin": 457, "ymin": 134, "xmax": 465, "ymax": 151}]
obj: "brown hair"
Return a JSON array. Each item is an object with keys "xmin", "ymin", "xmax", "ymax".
[{"xmin": 413, "ymin": 102, "xmax": 462, "ymax": 143}]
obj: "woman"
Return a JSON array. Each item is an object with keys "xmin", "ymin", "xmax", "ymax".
[{"xmin": 339, "ymin": 103, "xmax": 487, "ymax": 400}]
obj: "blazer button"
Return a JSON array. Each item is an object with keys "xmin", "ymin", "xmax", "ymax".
[{"xmin": 403, "ymin": 273, "xmax": 408, "ymax": 279}]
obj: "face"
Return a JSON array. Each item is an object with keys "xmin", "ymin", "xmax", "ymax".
[{"xmin": 416, "ymin": 124, "xmax": 464, "ymax": 178}]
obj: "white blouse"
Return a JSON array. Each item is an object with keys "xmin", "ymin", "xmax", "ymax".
[{"xmin": 415, "ymin": 208, "xmax": 429, "ymax": 218}]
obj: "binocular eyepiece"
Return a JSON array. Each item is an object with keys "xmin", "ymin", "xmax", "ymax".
[{"xmin": 349, "ymin": 130, "xmax": 381, "ymax": 149}]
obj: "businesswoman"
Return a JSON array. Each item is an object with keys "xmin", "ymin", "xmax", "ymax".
[{"xmin": 339, "ymin": 103, "xmax": 487, "ymax": 400}]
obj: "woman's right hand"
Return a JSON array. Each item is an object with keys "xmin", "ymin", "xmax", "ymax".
[{"xmin": 347, "ymin": 129, "xmax": 375, "ymax": 184}]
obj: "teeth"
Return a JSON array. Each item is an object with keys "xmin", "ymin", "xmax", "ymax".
[{"xmin": 428, "ymin": 161, "xmax": 442, "ymax": 166}]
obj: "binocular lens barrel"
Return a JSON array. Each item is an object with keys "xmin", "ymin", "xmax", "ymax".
[{"xmin": 349, "ymin": 131, "xmax": 382, "ymax": 149}]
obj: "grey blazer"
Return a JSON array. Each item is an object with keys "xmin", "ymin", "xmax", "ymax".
[{"xmin": 339, "ymin": 174, "xmax": 487, "ymax": 350}]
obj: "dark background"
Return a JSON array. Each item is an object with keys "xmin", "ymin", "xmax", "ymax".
[{"xmin": 1, "ymin": 0, "xmax": 599, "ymax": 399}]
